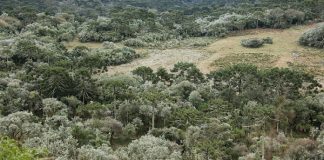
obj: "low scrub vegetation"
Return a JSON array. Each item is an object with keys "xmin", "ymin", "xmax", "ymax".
[
  {"xmin": 299, "ymin": 24, "xmax": 324, "ymax": 48},
  {"xmin": 241, "ymin": 37, "xmax": 274, "ymax": 48},
  {"xmin": 213, "ymin": 53, "xmax": 277, "ymax": 68},
  {"xmin": 241, "ymin": 38, "xmax": 265, "ymax": 48}
]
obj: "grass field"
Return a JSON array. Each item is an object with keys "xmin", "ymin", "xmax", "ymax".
[
  {"xmin": 65, "ymin": 24, "xmax": 324, "ymax": 85},
  {"xmin": 198, "ymin": 24, "xmax": 324, "ymax": 74}
]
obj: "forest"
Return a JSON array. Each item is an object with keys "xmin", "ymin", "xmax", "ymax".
[{"xmin": 0, "ymin": 0, "xmax": 324, "ymax": 160}]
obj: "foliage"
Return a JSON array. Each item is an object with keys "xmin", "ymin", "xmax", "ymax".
[
  {"xmin": 0, "ymin": 137, "xmax": 45, "ymax": 160},
  {"xmin": 92, "ymin": 47, "xmax": 139, "ymax": 66},
  {"xmin": 0, "ymin": 112, "xmax": 41, "ymax": 141},
  {"xmin": 119, "ymin": 135, "xmax": 182, "ymax": 160},
  {"xmin": 299, "ymin": 23, "xmax": 324, "ymax": 48},
  {"xmin": 241, "ymin": 38, "xmax": 264, "ymax": 48},
  {"xmin": 0, "ymin": 1, "xmax": 324, "ymax": 160}
]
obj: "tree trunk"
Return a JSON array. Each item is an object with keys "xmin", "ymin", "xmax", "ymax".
[
  {"xmin": 152, "ymin": 113, "xmax": 155, "ymax": 129},
  {"xmin": 110, "ymin": 131, "xmax": 114, "ymax": 145}
]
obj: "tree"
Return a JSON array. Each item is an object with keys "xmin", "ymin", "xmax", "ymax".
[
  {"xmin": 85, "ymin": 118, "xmax": 123, "ymax": 145},
  {"xmin": 77, "ymin": 102, "xmax": 110, "ymax": 119},
  {"xmin": 184, "ymin": 119, "xmax": 234, "ymax": 160},
  {"xmin": 299, "ymin": 23, "xmax": 324, "ymax": 48},
  {"xmin": 121, "ymin": 135, "xmax": 182, "ymax": 160},
  {"xmin": 61, "ymin": 96, "xmax": 82, "ymax": 118},
  {"xmin": 38, "ymin": 66, "xmax": 75, "ymax": 98},
  {"xmin": 156, "ymin": 67, "xmax": 172, "ymax": 84},
  {"xmin": 77, "ymin": 144, "xmax": 117, "ymax": 160},
  {"xmin": 265, "ymin": 8, "xmax": 287, "ymax": 28},
  {"xmin": 0, "ymin": 112, "xmax": 41, "ymax": 141},
  {"xmin": 171, "ymin": 62, "xmax": 205, "ymax": 83},
  {"xmin": 189, "ymin": 90, "xmax": 204, "ymax": 107},
  {"xmin": 12, "ymin": 39, "xmax": 42, "ymax": 65},
  {"xmin": 97, "ymin": 75, "xmax": 139, "ymax": 118},
  {"xmin": 208, "ymin": 64, "xmax": 259, "ymax": 102},
  {"xmin": 139, "ymin": 86, "xmax": 171, "ymax": 129},
  {"xmin": 24, "ymin": 126, "xmax": 78, "ymax": 159},
  {"xmin": 261, "ymin": 67, "xmax": 321, "ymax": 100},
  {"xmin": 170, "ymin": 81, "xmax": 196, "ymax": 100},
  {"xmin": 132, "ymin": 66, "xmax": 155, "ymax": 82},
  {"xmin": 75, "ymin": 69, "xmax": 98, "ymax": 103}
]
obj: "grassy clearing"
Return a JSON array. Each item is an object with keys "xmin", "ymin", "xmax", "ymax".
[
  {"xmin": 64, "ymin": 39, "xmax": 103, "ymax": 50},
  {"xmin": 64, "ymin": 24, "xmax": 324, "ymax": 86},
  {"xmin": 198, "ymin": 24, "xmax": 324, "ymax": 78}
]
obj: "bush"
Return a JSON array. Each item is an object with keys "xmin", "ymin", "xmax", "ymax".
[
  {"xmin": 0, "ymin": 137, "xmax": 45, "ymax": 160},
  {"xmin": 102, "ymin": 41, "xmax": 116, "ymax": 49},
  {"xmin": 262, "ymin": 37, "xmax": 273, "ymax": 44},
  {"xmin": 299, "ymin": 24, "xmax": 324, "ymax": 48},
  {"xmin": 241, "ymin": 38, "xmax": 264, "ymax": 48},
  {"xmin": 123, "ymin": 38, "xmax": 147, "ymax": 48},
  {"xmin": 93, "ymin": 47, "xmax": 139, "ymax": 66}
]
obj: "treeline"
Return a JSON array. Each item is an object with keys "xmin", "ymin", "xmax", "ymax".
[{"xmin": 1, "ymin": 0, "xmax": 324, "ymax": 44}]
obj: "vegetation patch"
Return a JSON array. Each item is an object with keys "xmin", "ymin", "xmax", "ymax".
[
  {"xmin": 299, "ymin": 23, "xmax": 324, "ymax": 48},
  {"xmin": 213, "ymin": 52, "xmax": 278, "ymax": 68},
  {"xmin": 241, "ymin": 38, "xmax": 264, "ymax": 48}
]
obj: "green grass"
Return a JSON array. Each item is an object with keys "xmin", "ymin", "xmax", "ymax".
[{"xmin": 212, "ymin": 52, "xmax": 278, "ymax": 68}]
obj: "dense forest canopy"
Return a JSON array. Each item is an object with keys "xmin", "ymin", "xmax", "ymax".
[{"xmin": 0, "ymin": 0, "xmax": 324, "ymax": 160}]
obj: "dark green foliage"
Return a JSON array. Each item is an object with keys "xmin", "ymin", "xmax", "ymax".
[
  {"xmin": 208, "ymin": 64, "xmax": 321, "ymax": 104},
  {"xmin": 171, "ymin": 62, "xmax": 205, "ymax": 83},
  {"xmin": 156, "ymin": 67, "xmax": 172, "ymax": 84},
  {"xmin": 241, "ymin": 38, "xmax": 264, "ymax": 48},
  {"xmin": 132, "ymin": 66, "xmax": 155, "ymax": 82},
  {"xmin": 37, "ymin": 66, "xmax": 75, "ymax": 98},
  {"xmin": 12, "ymin": 39, "xmax": 42, "ymax": 65},
  {"xmin": 170, "ymin": 106, "xmax": 205, "ymax": 129},
  {"xmin": 75, "ymin": 68, "xmax": 98, "ymax": 103},
  {"xmin": 262, "ymin": 37, "xmax": 273, "ymax": 44},
  {"xmin": 149, "ymin": 127, "xmax": 184, "ymax": 142}
]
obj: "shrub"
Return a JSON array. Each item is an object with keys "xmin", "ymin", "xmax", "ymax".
[
  {"xmin": 0, "ymin": 137, "xmax": 45, "ymax": 160},
  {"xmin": 262, "ymin": 37, "xmax": 273, "ymax": 44},
  {"xmin": 241, "ymin": 38, "xmax": 264, "ymax": 48},
  {"xmin": 102, "ymin": 41, "xmax": 116, "ymax": 49},
  {"xmin": 299, "ymin": 24, "xmax": 324, "ymax": 48},
  {"xmin": 93, "ymin": 47, "xmax": 139, "ymax": 66},
  {"xmin": 123, "ymin": 38, "xmax": 147, "ymax": 48}
]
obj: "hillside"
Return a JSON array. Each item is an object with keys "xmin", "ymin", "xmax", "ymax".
[{"xmin": 1, "ymin": 1, "xmax": 324, "ymax": 160}]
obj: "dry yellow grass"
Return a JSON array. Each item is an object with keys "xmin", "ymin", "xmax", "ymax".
[
  {"xmin": 197, "ymin": 24, "xmax": 324, "ymax": 74},
  {"xmin": 64, "ymin": 39, "xmax": 103, "ymax": 50},
  {"xmin": 0, "ymin": 19, "xmax": 9, "ymax": 27},
  {"xmin": 66, "ymin": 24, "xmax": 324, "ymax": 85}
]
